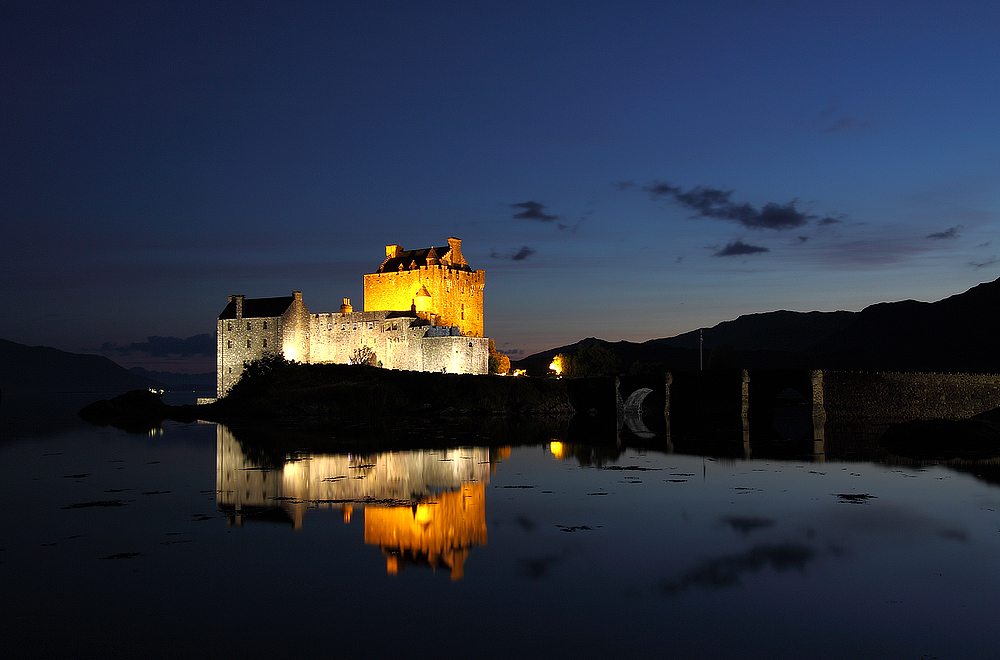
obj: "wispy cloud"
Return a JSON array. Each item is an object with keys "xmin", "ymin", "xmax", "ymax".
[
  {"xmin": 511, "ymin": 201, "xmax": 558, "ymax": 222},
  {"xmin": 490, "ymin": 246, "xmax": 537, "ymax": 261},
  {"xmin": 815, "ymin": 101, "xmax": 870, "ymax": 134},
  {"xmin": 714, "ymin": 240, "xmax": 769, "ymax": 257},
  {"xmin": 643, "ymin": 182, "xmax": 841, "ymax": 230},
  {"xmin": 927, "ymin": 225, "xmax": 962, "ymax": 240},
  {"xmin": 969, "ymin": 255, "xmax": 997, "ymax": 270}
]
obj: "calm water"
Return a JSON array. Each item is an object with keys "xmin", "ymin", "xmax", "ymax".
[{"xmin": 3, "ymin": 394, "xmax": 999, "ymax": 659}]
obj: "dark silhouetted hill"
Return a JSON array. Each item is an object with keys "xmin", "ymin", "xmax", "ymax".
[
  {"xmin": 810, "ymin": 277, "xmax": 1000, "ymax": 371},
  {"xmin": 513, "ymin": 277, "xmax": 1000, "ymax": 375},
  {"xmin": 0, "ymin": 339, "xmax": 162, "ymax": 393}
]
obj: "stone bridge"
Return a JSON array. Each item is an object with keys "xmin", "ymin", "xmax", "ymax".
[{"xmin": 610, "ymin": 369, "xmax": 1000, "ymax": 445}]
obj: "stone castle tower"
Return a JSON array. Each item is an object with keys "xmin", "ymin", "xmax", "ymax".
[{"xmin": 363, "ymin": 237, "xmax": 485, "ymax": 337}]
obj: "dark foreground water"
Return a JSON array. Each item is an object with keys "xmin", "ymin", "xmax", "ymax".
[{"xmin": 3, "ymin": 394, "xmax": 1000, "ymax": 659}]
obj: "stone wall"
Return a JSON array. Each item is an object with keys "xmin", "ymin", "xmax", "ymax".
[
  {"xmin": 217, "ymin": 314, "xmax": 285, "ymax": 396},
  {"xmin": 279, "ymin": 291, "xmax": 311, "ymax": 364},
  {"xmin": 363, "ymin": 265, "xmax": 485, "ymax": 337},
  {"xmin": 822, "ymin": 371, "xmax": 1000, "ymax": 427},
  {"xmin": 420, "ymin": 336, "xmax": 490, "ymax": 374},
  {"xmin": 306, "ymin": 310, "xmax": 422, "ymax": 368},
  {"xmin": 217, "ymin": 292, "xmax": 311, "ymax": 396}
]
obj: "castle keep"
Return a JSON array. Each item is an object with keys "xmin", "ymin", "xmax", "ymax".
[{"xmin": 216, "ymin": 237, "xmax": 488, "ymax": 396}]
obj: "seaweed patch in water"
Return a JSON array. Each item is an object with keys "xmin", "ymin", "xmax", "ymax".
[
  {"xmin": 602, "ymin": 466, "xmax": 662, "ymax": 471},
  {"xmin": 102, "ymin": 552, "xmax": 141, "ymax": 560},
  {"xmin": 835, "ymin": 493, "xmax": 876, "ymax": 504},
  {"xmin": 557, "ymin": 525, "xmax": 602, "ymax": 532},
  {"xmin": 62, "ymin": 500, "xmax": 129, "ymax": 509}
]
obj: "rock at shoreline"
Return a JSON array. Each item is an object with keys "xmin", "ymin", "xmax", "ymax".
[{"xmin": 78, "ymin": 389, "xmax": 171, "ymax": 431}]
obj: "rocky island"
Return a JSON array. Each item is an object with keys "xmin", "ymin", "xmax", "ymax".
[{"xmin": 79, "ymin": 357, "xmax": 574, "ymax": 434}]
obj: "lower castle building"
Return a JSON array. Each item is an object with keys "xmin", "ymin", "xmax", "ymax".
[{"xmin": 216, "ymin": 237, "xmax": 489, "ymax": 396}]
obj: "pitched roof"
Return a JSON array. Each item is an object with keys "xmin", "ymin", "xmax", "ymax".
[
  {"xmin": 377, "ymin": 245, "xmax": 474, "ymax": 273},
  {"xmin": 218, "ymin": 296, "xmax": 295, "ymax": 319}
]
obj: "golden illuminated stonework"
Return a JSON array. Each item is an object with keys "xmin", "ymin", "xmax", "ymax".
[{"xmin": 364, "ymin": 484, "xmax": 487, "ymax": 580}]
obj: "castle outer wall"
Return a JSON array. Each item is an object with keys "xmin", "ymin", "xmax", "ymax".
[
  {"xmin": 306, "ymin": 310, "xmax": 489, "ymax": 374},
  {"xmin": 218, "ymin": 299, "xmax": 489, "ymax": 397}
]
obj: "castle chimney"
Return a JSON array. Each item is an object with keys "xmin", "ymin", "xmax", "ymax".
[
  {"xmin": 234, "ymin": 294, "xmax": 245, "ymax": 319},
  {"xmin": 386, "ymin": 245, "xmax": 403, "ymax": 259},
  {"xmin": 340, "ymin": 297, "xmax": 353, "ymax": 314},
  {"xmin": 446, "ymin": 237, "xmax": 465, "ymax": 266},
  {"xmin": 293, "ymin": 290, "xmax": 302, "ymax": 302}
]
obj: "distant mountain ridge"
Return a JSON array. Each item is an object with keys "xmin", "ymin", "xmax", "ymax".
[
  {"xmin": 513, "ymin": 277, "xmax": 1000, "ymax": 375},
  {"xmin": 0, "ymin": 339, "xmax": 163, "ymax": 393}
]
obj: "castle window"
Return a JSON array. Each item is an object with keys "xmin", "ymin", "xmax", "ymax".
[
  {"xmin": 369, "ymin": 322, "xmax": 373, "ymax": 329},
  {"xmin": 228, "ymin": 367, "xmax": 232, "ymax": 373},
  {"xmin": 247, "ymin": 339, "xmax": 251, "ymax": 348},
  {"xmin": 342, "ymin": 324, "xmax": 345, "ymax": 331},
  {"xmin": 227, "ymin": 340, "xmax": 232, "ymax": 349},
  {"xmin": 353, "ymin": 323, "xmax": 357, "ymax": 330},
  {"xmin": 328, "ymin": 323, "xmax": 332, "ymax": 330},
  {"xmin": 247, "ymin": 322, "xmax": 251, "ymax": 330},
  {"xmin": 228, "ymin": 322, "xmax": 232, "ymax": 331},
  {"xmin": 263, "ymin": 321, "xmax": 267, "ymax": 330},
  {"xmin": 262, "ymin": 339, "xmax": 267, "ymax": 348}
]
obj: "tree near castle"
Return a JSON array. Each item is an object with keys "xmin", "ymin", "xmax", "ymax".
[
  {"xmin": 488, "ymin": 339, "xmax": 510, "ymax": 375},
  {"xmin": 550, "ymin": 344, "xmax": 621, "ymax": 377},
  {"xmin": 350, "ymin": 346, "xmax": 377, "ymax": 366}
]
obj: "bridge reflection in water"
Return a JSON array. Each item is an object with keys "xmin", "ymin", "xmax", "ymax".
[{"xmin": 216, "ymin": 425, "xmax": 505, "ymax": 579}]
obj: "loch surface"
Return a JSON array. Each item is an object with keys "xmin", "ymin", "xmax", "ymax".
[{"xmin": 3, "ymin": 394, "xmax": 999, "ymax": 659}]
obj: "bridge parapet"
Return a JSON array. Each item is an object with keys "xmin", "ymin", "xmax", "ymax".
[{"xmin": 614, "ymin": 369, "xmax": 1000, "ymax": 445}]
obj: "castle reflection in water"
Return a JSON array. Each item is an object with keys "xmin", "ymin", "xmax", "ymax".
[{"xmin": 216, "ymin": 425, "xmax": 508, "ymax": 579}]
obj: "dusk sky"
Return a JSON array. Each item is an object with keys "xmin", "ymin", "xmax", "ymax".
[{"xmin": 4, "ymin": 1, "xmax": 999, "ymax": 373}]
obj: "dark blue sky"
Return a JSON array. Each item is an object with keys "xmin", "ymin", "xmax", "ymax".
[{"xmin": 4, "ymin": 1, "xmax": 999, "ymax": 371}]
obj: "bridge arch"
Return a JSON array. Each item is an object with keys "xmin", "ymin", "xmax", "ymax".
[{"xmin": 623, "ymin": 387, "xmax": 656, "ymax": 438}]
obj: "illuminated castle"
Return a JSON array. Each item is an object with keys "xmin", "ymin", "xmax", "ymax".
[{"xmin": 216, "ymin": 237, "xmax": 488, "ymax": 396}]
